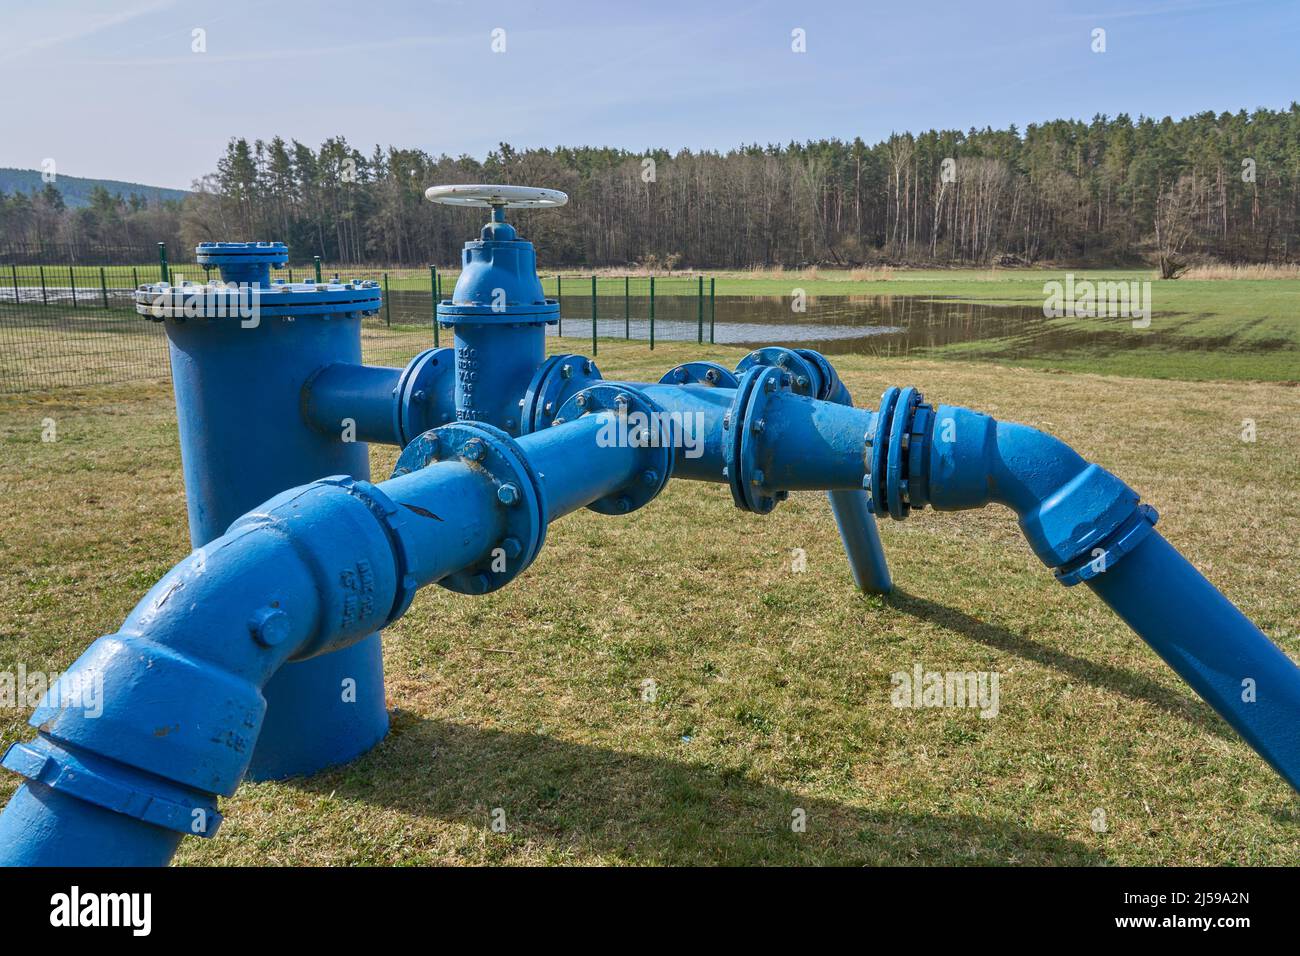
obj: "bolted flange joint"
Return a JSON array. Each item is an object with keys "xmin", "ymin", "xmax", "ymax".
[
  {"xmin": 658, "ymin": 361, "xmax": 737, "ymax": 388},
  {"xmin": 393, "ymin": 346, "xmax": 456, "ymax": 445},
  {"xmin": 735, "ymin": 346, "xmax": 823, "ymax": 399},
  {"xmin": 554, "ymin": 384, "xmax": 673, "ymax": 516},
  {"xmin": 391, "ymin": 422, "xmax": 547, "ymax": 595},
  {"xmin": 865, "ymin": 386, "xmax": 934, "ymax": 521},
  {"xmin": 520, "ymin": 353, "xmax": 603, "ymax": 434},
  {"xmin": 723, "ymin": 365, "xmax": 796, "ymax": 515}
]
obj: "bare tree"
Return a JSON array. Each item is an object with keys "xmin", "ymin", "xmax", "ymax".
[{"xmin": 1153, "ymin": 174, "xmax": 1197, "ymax": 278}]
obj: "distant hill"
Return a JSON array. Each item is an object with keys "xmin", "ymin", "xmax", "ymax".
[{"xmin": 0, "ymin": 168, "xmax": 190, "ymax": 208}]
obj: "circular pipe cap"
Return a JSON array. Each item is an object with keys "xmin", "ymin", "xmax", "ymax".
[{"xmin": 425, "ymin": 184, "xmax": 568, "ymax": 208}]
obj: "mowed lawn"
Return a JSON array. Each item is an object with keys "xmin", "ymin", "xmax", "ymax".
[{"xmin": 0, "ymin": 338, "xmax": 1298, "ymax": 865}]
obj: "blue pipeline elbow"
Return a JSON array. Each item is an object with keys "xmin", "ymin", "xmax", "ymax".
[
  {"xmin": 0, "ymin": 476, "xmax": 408, "ymax": 861},
  {"xmin": 923, "ymin": 403, "xmax": 1145, "ymax": 575}
]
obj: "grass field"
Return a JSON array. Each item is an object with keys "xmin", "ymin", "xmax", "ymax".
[{"xmin": 2, "ymin": 337, "xmax": 1297, "ymax": 865}]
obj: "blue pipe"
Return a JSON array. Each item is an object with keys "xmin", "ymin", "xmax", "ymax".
[
  {"xmin": 0, "ymin": 411, "xmax": 654, "ymax": 866},
  {"xmin": 819, "ymin": 373, "xmax": 892, "ymax": 595},
  {"xmin": 5, "ymin": 205, "xmax": 1294, "ymax": 868},
  {"xmin": 884, "ymin": 397, "xmax": 1300, "ymax": 791},
  {"xmin": 515, "ymin": 411, "xmax": 643, "ymax": 521},
  {"xmin": 302, "ymin": 362, "xmax": 404, "ymax": 445},
  {"xmin": 638, "ymin": 383, "xmax": 733, "ymax": 482},
  {"xmin": 827, "ymin": 491, "xmax": 892, "ymax": 594},
  {"xmin": 651, "ymin": 345, "xmax": 893, "ymax": 594},
  {"xmin": 1086, "ymin": 530, "xmax": 1300, "ymax": 787}
]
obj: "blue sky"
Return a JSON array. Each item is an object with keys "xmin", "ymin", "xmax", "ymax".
[{"xmin": 1, "ymin": 0, "xmax": 1297, "ymax": 189}]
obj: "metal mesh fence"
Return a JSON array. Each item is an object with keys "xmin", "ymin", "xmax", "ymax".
[{"xmin": 0, "ymin": 244, "xmax": 716, "ymax": 393}]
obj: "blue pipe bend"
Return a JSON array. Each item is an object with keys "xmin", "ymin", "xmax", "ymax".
[
  {"xmin": 917, "ymin": 401, "xmax": 1300, "ymax": 790},
  {"xmin": 0, "ymin": 413, "xmax": 652, "ymax": 866}
]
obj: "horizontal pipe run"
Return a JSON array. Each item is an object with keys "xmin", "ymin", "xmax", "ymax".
[
  {"xmin": 516, "ymin": 411, "xmax": 646, "ymax": 521},
  {"xmin": 637, "ymin": 383, "xmax": 733, "ymax": 482},
  {"xmin": 302, "ymin": 362, "xmax": 404, "ymax": 445},
  {"xmin": 754, "ymin": 393, "xmax": 874, "ymax": 491},
  {"xmin": 638, "ymin": 382, "xmax": 877, "ymax": 492},
  {"xmin": 377, "ymin": 460, "xmax": 512, "ymax": 590}
]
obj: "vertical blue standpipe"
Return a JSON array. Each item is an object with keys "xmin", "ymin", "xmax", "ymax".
[{"xmin": 162, "ymin": 244, "xmax": 389, "ymax": 779}]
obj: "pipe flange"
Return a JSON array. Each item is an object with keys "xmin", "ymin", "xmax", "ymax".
[
  {"xmin": 735, "ymin": 347, "xmax": 820, "ymax": 397},
  {"xmin": 1, "ymin": 738, "xmax": 222, "ymax": 838},
  {"xmin": 391, "ymin": 422, "xmax": 547, "ymax": 595},
  {"xmin": 395, "ymin": 347, "xmax": 455, "ymax": 445},
  {"xmin": 866, "ymin": 386, "xmax": 899, "ymax": 515},
  {"xmin": 885, "ymin": 387, "xmax": 925, "ymax": 520},
  {"xmin": 724, "ymin": 365, "xmax": 793, "ymax": 515},
  {"xmin": 793, "ymin": 348, "xmax": 839, "ymax": 400},
  {"xmin": 659, "ymin": 361, "xmax": 737, "ymax": 388},
  {"xmin": 554, "ymin": 384, "xmax": 673, "ymax": 516},
  {"xmin": 135, "ymin": 278, "xmax": 383, "ymax": 321},
  {"xmin": 1054, "ymin": 504, "xmax": 1159, "ymax": 586},
  {"xmin": 520, "ymin": 353, "xmax": 602, "ymax": 434},
  {"xmin": 312, "ymin": 475, "xmax": 422, "ymax": 625},
  {"xmin": 905, "ymin": 399, "xmax": 934, "ymax": 511},
  {"xmin": 195, "ymin": 240, "xmax": 288, "ymax": 269},
  {"xmin": 866, "ymin": 386, "xmax": 932, "ymax": 520}
]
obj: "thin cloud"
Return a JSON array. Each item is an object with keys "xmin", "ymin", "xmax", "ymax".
[
  {"xmin": 0, "ymin": 0, "xmax": 177, "ymax": 64},
  {"xmin": 68, "ymin": 33, "xmax": 466, "ymax": 67}
]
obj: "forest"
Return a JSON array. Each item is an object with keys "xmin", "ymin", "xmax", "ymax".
[{"xmin": 2, "ymin": 105, "xmax": 1298, "ymax": 271}]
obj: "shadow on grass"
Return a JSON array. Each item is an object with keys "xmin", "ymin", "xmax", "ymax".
[
  {"xmin": 885, "ymin": 590, "xmax": 1233, "ymax": 741},
  {"xmin": 294, "ymin": 711, "xmax": 1104, "ymax": 865}
]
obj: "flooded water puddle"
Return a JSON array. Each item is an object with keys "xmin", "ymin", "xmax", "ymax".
[{"xmin": 385, "ymin": 290, "xmax": 1202, "ymax": 358}]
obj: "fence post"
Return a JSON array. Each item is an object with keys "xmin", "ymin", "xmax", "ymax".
[
  {"xmin": 157, "ymin": 242, "xmax": 168, "ymax": 284},
  {"xmin": 434, "ymin": 264, "xmax": 444, "ymax": 348},
  {"xmin": 314, "ymin": 256, "xmax": 322, "ymax": 283},
  {"xmin": 10, "ymin": 264, "xmax": 18, "ymax": 307},
  {"xmin": 39, "ymin": 265, "xmax": 48, "ymax": 306},
  {"xmin": 591, "ymin": 275, "xmax": 597, "ymax": 356},
  {"xmin": 624, "ymin": 275, "xmax": 630, "ymax": 339},
  {"xmin": 131, "ymin": 267, "xmax": 139, "ymax": 293},
  {"xmin": 556, "ymin": 274, "xmax": 563, "ymax": 337},
  {"xmin": 99, "ymin": 267, "xmax": 109, "ymax": 309},
  {"xmin": 649, "ymin": 276, "xmax": 655, "ymax": 351},
  {"xmin": 383, "ymin": 272, "xmax": 391, "ymax": 326},
  {"xmin": 709, "ymin": 277, "xmax": 716, "ymax": 344},
  {"xmin": 697, "ymin": 274, "xmax": 704, "ymax": 344},
  {"xmin": 69, "ymin": 265, "xmax": 77, "ymax": 307}
]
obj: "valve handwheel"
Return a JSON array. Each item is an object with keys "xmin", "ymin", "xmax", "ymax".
[{"xmin": 424, "ymin": 184, "xmax": 568, "ymax": 208}]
